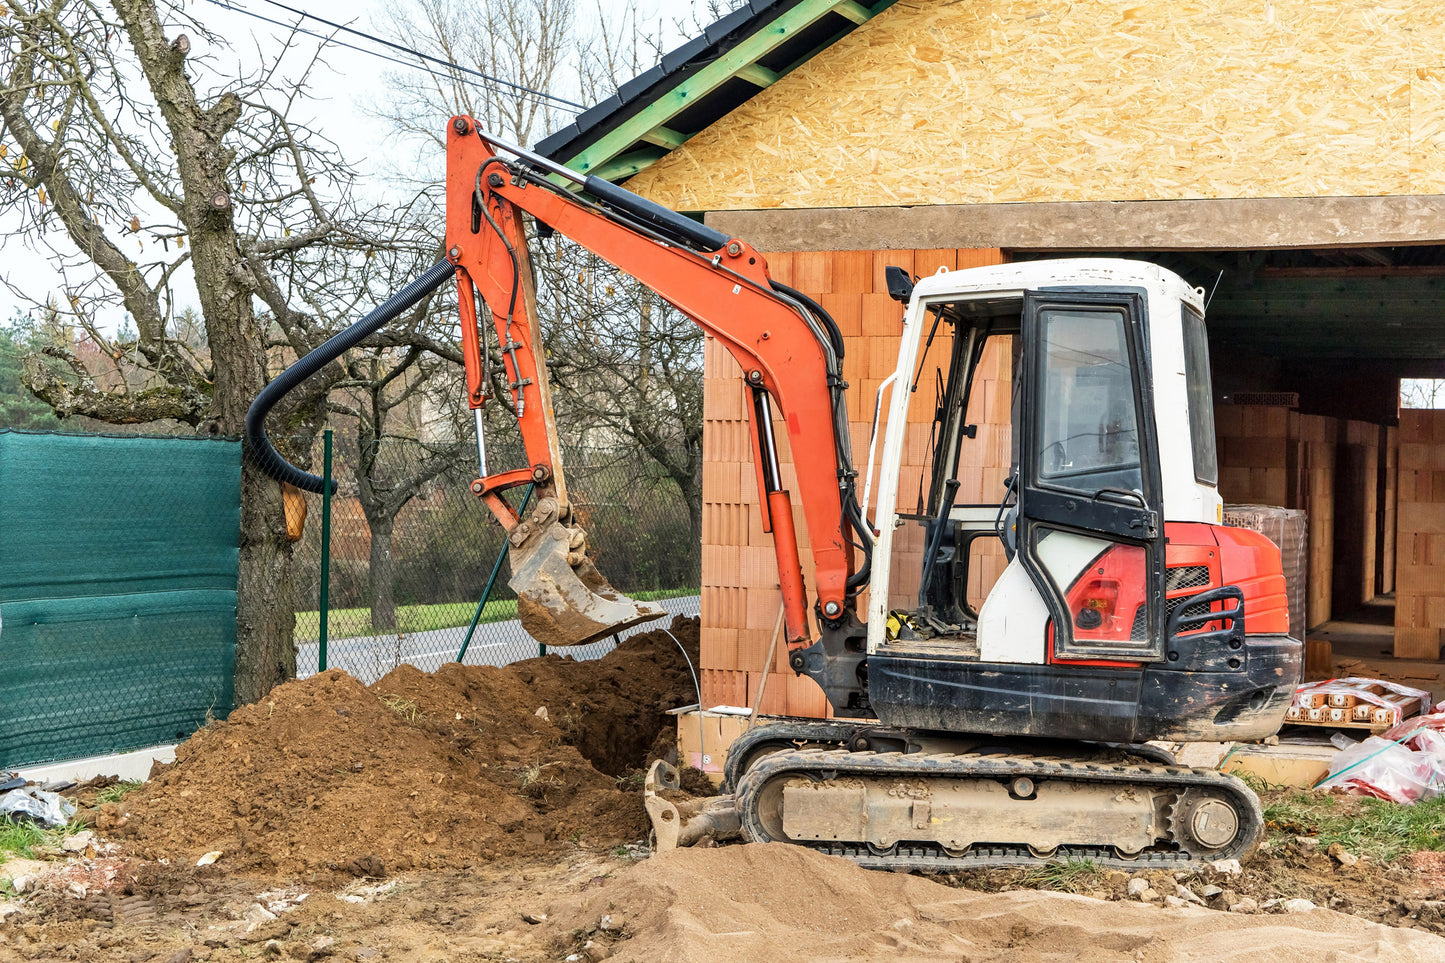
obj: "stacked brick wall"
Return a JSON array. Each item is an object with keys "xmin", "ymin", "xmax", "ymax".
[
  {"xmin": 698, "ymin": 248, "xmax": 1005, "ymax": 714},
  {"xmin": 1395, "ymin": 411, "xmax": 1445, "ymax": 660}
]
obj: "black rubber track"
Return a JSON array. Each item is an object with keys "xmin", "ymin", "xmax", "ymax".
[{"xmin": 735, "ymin": 747, "xmax": 1264, "ymax": 871}]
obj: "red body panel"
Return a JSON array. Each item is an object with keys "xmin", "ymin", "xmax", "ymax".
[
  {"xmin": 1049, "ymin": 520, "xmax": 1289, "ymax": 665},
  {"xmin": 1212, "ymin": 524, "xmax": 1290, "ymax": 635}
]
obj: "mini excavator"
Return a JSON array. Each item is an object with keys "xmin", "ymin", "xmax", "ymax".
[{"xmin": 247, "ymin": 118, "xmax": 1302, "ymax": 870}]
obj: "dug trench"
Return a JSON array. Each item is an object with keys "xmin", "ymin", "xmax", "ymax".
[{"xmin": 5, "ymin": 614, "xmax": 1445, "ymax": 962}]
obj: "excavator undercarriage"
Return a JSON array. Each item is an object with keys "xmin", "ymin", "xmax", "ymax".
[{"xmin": 650, "ymin": 721, "xmax": 1263, "ymax": 870}]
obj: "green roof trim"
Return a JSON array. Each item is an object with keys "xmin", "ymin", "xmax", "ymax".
[
  {"xmin": 547, "ymin": 0, "xmax": 899, "ymax": 184},
  {"xmin": 736, "ymin": 62, "xmax": 782, "ymax": 87}
]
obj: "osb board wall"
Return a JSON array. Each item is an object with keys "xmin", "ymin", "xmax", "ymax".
[
  {"xmin": 1214, "ymin": 406, "xmax": 1339, "ymax": 629},
  {"xmin": 626, "ymin": 0, "xmax": 1445, "ymax": 212},
  {"xmin": 1395, "ymin": 411, "xmax": 1445, "ymax": 660},
  {"xmin": 699, "ymin": 248, "xmax": 1006, "ymax": 716}
]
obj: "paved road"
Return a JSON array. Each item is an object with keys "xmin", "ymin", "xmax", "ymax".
[{"xmin": 297, "ymin": 594, "xmax": 700, "ymax": 684}]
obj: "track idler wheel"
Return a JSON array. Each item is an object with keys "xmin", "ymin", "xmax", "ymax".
[{"xmin": 1173, "ymin": 789, "xmax": 1247, "ymax": 858}]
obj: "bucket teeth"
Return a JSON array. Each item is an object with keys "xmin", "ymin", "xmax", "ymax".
[{"xmin": 507, "ymin": 498, "xmax": 666, "ymax": 647}]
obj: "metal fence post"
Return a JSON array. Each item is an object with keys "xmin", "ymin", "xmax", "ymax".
[
  {"xmin": 318, "ymin": 428, "xmax": 333, "ymax": 672},
  {"xmin": 456, "ymin": 481, "xmax": 535, "ymax": 663}
]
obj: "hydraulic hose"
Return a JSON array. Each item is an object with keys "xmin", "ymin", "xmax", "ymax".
[
  {"xmin": 582, "ymin": 175, "xmax": 729, "ymax": 252},
  {"xmin": 244, "ymin": 258, "xmax": 455, "ymax": 494},
  {"xmin": 769, "ymin": 279, "xmax": 845, "ymax": 361}
]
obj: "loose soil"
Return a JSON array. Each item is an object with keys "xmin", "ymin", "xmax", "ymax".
[
  {"xmin": 102, "ymin": 617, "xmax": 699, "ymax": 879},
  {"xmin": 544, "ymin": 844, "xmax": 1445, "ymax": 963},
  {"xmin": 6, "ymin": 844, "xmax": 1445, "ymax": 962}
]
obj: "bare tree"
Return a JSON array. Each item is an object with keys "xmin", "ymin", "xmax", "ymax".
[
  {"xmin": 376, "ymin": 0, "xmax": 578, "ymax": 177},
  {"xmin": 1401, "ymin": 378, "xmax": 1445, "ymax": 410},
  {"xmin": 535, "ymin": 241, "xmax": 704, "ymax": 536},
  {"xmin": 0, "ymin": 0, "xmax": 456, "ymax": 700},
  {"xmin": 375, "ymin": 0, "xmax": 707, "ymax": 537},
  {"xmin": 329, "ymin": 347, "xmax": 468, "ymax": 632}
]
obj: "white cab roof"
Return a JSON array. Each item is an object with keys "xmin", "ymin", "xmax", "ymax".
[{"xmin": 911, "ymin": 258, "xmax": 1206, "ymax": 313}]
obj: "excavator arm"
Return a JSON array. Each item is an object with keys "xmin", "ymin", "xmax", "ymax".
[
  {"xmin": 245, "ymin": 117, "xmax": 872, "ymax": 701},
  {"xmin": 444, "ymin": 116, "xmax": 870, "ymax": 662}
]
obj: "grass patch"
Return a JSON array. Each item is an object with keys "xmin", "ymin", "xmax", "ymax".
[
  {"xmin": 614, "ymin": 771, "xmax": 646, "ymax": 791},
  {"xmin": 1262, "ymin": 788, "xmax": 1445, "ymax": 862},
  {"xmin": 1018, "ymin": 858, "xmax": 1100, "ymax": 892},
  {"xmin": 95, "ymin": 780, "xmax": 143, "ymax": 805},
  {"xmin": 378, "ymin": 694, "xmax": 421, "ymax": 722},
  {"xmin": 517, "ymin": 762, "xmax": 561, "ymax": 799},
  {"xmin": 295, "ymin": 587, "xmax": 698, "ymax": 641},
  {"xmin": 0, "ymin": 818, "xmax": 46, "ymax": 863}
]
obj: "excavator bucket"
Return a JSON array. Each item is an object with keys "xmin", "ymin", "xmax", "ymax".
[{"xmin": 506, "ymin": 495, "xmax": 666, "ymax": 647}]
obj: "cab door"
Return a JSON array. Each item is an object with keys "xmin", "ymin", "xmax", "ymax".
[{"xmin": 1017, "ymin": 290, "xmax": 1166, "ymax": 662}]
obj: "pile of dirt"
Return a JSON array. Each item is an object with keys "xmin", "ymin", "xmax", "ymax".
[
  {"xmin": 544, "ymin": 845, "xmax": 1445, "ymax": 963},
  {"xmin": 107, "ymin": 617, "xmax": 699, "ymax": 878}
]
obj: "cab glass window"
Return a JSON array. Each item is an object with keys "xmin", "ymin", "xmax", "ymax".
[
  {"xmin": 1181, "ymin": 306, "xmax": 1218, "ymax": 486},
  {"xmin": 1036, "ymin": 308, "xmax": 1143, "ymax": 494}
]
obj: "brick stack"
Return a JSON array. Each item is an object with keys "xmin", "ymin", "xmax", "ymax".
[
  {"xmin": 1214, "ymin": 405, "xmax": 1340, "ymax": 630},
  {"xmin": 698, "ymin": 248, "xmax": 1006, "ymax": 715},
  {"xmin": 1394, "ymin": 410, "xmax": 1445, "ymax": 660},
  {"xmin": 1332, "ymin": 420, "xmax": 1380, "ymax": 614},
  {"xmin": 1381, "ymin": 425, "xmax": 1398, "ymax": 596},
  {"xmin": 1215, "ymin": 405, "xmax": 1291, "ymax": 506},
  {"xmin": 1296, "ymin": 413, "xmax": 1339, "ymax": 629}
]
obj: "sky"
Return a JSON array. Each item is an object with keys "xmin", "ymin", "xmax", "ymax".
[{"xmin": 0, "ymin": 0, "xmax": 704, "ymax": 329}]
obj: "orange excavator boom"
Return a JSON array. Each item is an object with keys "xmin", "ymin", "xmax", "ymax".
[
  {"xmin": 245, "ymin": 116, "xmax": 871, "ymax": 663},
  {"xmin": 444, "ymin": 116, "xmax": 870, "ymax": 653}
]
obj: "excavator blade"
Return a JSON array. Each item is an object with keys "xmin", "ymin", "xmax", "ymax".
[{"xmin": 506, "ymin": 496, "xmax": 666, "ymax": 647}]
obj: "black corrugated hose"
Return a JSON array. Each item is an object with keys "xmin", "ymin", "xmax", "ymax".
[{"xmin": 244, "ymin": 258, "xmax": 455, "ymax": 494}]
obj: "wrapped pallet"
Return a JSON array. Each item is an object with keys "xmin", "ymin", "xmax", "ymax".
[{"xmin": 1223, "ymin": 505, "xmax": 1309, "ymax": 652}]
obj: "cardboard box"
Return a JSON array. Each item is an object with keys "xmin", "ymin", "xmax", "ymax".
[
  {"xmin": 1220, "ymin": 742, "xmax": 1340, "ymax": 789},
  {"xmin": 672, "ymin": 707, "xmax": 780, "ymax": 785}
]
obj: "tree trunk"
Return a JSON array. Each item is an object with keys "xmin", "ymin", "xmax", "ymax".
[
  {"xmin": 368, "ymin": 512, "xmax": 398, "ymax": 633},
  {"xmin": 113, "ymin": 0, "xmax": 300, "ymax": 704},
  {"xmin": 233, "ymin": 467, "xmax": 298, "ymax": 702},
  {"xmin": 682, "ymin": 475, "xmax": 703, "ymax": 544}
]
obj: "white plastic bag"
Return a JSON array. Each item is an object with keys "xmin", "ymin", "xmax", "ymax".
[
  {"xmin": 1316, "ymin": 735, "xmax": 1445, "ymax": 803},
  {"xmin": 0, "ymin": 787, "xmax": 76, "ymax": 827}
]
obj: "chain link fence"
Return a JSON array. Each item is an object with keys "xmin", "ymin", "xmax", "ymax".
[
  {"xmin": 0, "ymin": 430, "xmax": 241, "ymax": 768},
  {"xmin": 288, "ymin": 435, "xmax": 701, "ymax": 683}
]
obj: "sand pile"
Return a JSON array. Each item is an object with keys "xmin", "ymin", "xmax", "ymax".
[
  {"xmin": 108, "ymin": 617, "xmax": 699, "ymax": 878},
  {"xmin": 544, "ymin": 845, "xmax": 1445, "ymax": 963}
]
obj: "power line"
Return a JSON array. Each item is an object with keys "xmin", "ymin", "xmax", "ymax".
[
  {"xmin": 256, "ymin": 0, "xmax": 587, "ymax": 111},
  {"xmin": 191, "ymin": 0, "xmax": 583, "ymax": 117}
]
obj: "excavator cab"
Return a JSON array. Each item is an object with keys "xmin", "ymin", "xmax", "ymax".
[{"xmin": 861, "ymin": 260, "xmax": 1300, "ymax": 743}]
